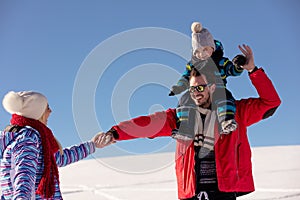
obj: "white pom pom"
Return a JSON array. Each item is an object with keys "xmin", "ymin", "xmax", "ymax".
[
  {"xmin": 2, "ymin": 91, "xmax": 23, "ymax": 114},
  {"xmin": 191, "ymin": 22, "xmax": 202, "ymax": 33}
]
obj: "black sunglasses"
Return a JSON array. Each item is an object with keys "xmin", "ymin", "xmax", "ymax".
[{"xmin": 189, "ymin": 84, "xmax": 211, "ymax": 93}]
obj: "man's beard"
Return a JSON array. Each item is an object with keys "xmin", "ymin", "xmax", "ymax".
[{"xmin": 193, "ymin": 93, "xmax": 211, "ymax": 108}]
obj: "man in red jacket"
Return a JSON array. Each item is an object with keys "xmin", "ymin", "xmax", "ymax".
[{"xmin": 95, "ymin": 45, "xmax": 281, "ymax": 200}]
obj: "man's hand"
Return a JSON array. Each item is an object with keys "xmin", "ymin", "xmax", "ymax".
[
  {"xmin": 92, "ymin": 131, "xmax": 115, "ymax": 148},
  {"xmin": 238, "ymin": 44, "xmax": 256, "ymax": 72}
]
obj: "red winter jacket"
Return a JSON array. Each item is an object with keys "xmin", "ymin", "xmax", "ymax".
[{"xmin": 111, "ymin": 68, "xmax": 281, "ymax": 199}]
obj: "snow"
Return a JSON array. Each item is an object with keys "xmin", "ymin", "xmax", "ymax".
[
  {"xmin": 1, "ymin": 145, "xmax": 300, "ymax": 199},
  {"xmin": 59, "ymin": 145, "xmax": 300, "ymax": 200}
]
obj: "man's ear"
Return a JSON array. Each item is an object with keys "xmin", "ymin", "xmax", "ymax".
[{"xmin": 209, "ymin": 84, "xmax": 216, "ymax": 93}]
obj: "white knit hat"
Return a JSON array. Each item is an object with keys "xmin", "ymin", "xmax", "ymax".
[
  {"xmin": 191, "ymin": 22, "xmax": 215, "ymax": 54},
  {"xmin": 2, "ymin": 91, "xmax": 48, "ymax": 120}
]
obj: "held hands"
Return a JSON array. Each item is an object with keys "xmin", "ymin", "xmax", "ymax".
[
  {"xmin": 92, "ymin": 131, "xmax": 116, "ymax": 148},
  {"xmin": 238, "ymin": 44, "xmax": 256, "ymax": 72}
]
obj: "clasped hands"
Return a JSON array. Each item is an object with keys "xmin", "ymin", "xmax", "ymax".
[{"xmin": 92, "ymin": 131, "xmax": 116, "ymax": 148}]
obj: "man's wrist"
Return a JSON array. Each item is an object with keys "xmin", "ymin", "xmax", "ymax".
[
  {"xmin": 248, "ymin": 66, "xmax": 258, "ymax": 74},
  {"xmin": 108, "ymin": 128, "xmax": 119, "ymax": 139}
]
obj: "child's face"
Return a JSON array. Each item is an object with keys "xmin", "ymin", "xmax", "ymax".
[{"xmin": 194, "ymin": 46, "xmax": 214, "ymax": 60}]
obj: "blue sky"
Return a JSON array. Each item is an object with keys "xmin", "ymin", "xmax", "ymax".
[{"xmin": 0, "ymin": 0, "xmax": 299, "ymax": 157}]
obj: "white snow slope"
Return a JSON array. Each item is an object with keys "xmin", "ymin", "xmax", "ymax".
[{"xmin": 1, "ymin": 145, "xmax": 300, "ymax": 199}]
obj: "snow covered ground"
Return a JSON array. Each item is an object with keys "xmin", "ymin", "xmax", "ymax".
[
  {"xmin": 59, "ymin": 145, "xmax": 300, "ymax": 200},
  {"xmin": 1, "ymin": 145, "xmax": 300, "ymax": 199}
]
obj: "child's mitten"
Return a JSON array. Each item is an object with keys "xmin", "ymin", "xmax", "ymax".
[{"xmin": 232, "ymin": 54, "xmax": 247, "ymax": 69}]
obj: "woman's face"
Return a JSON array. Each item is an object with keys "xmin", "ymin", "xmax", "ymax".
[{"xmin": 39, "ymin": 104, "xmax": 52, "ymax": 125}]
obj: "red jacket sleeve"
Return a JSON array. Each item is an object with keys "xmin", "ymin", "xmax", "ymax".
[
  {"xmin": 235, "ymin": 68, "xmax": 281, "ymax": 127},
  {"xmin": 112, "ymin": 108, "xmax": 177, "ymax": 140}
]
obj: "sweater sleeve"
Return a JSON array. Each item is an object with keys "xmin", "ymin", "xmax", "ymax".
[
  {"xmin": 235, "ymin": 68, "xmax": 281, "ymax": 127},
  {"xmin": 219, "ymin": 57, "xmax": 244, "ymax": 78},
  {"xmin": 55, "ymin": 141, "xmax": 95, "ymax": 167},
  {"xmin": 11, "ymin": 136, "xmax": 39, "ymax": 200},
  {"xmin": 112, "ymin": 108, "xmax": 177, "ymax": 141}
]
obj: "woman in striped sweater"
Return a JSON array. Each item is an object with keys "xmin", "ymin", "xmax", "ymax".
[{"xmin": 0, "ymin": 91, "xmax": 103, "ymax": 199}]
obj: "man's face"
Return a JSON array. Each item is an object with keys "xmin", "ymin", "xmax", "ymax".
[{"xmin": 189, "ymin": 75, "xmax": 213, "ymax": 108}]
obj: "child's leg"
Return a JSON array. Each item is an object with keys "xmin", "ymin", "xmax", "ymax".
[
  {"xmin": 213, "ymin": 88, "xmax": 237, "ymax": 133},
  {"xmin": 169, "ymin": 77, "xmax": 189, "ymax": 96},
  {"xmin": 172, "ymin": 91, "xmax": 198, "ymax": 140},
  {"xmin": 169, "ymin": 62, "xmax": 192, "ymax": 96}
]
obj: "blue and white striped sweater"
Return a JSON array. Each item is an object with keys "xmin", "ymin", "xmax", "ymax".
[{"xmin": 0, "ymin": 126, "xmax": 95, "ymax": 199}]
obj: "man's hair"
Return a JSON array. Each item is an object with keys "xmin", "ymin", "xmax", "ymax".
[{"xmin": 190, "ymin": 67, "xmax": 216, "ymax": 84}]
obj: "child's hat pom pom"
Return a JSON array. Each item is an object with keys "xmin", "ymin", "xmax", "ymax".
[{"xmin": 191, "ymin": 22, "xmax": 202, "ymax": 33}]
